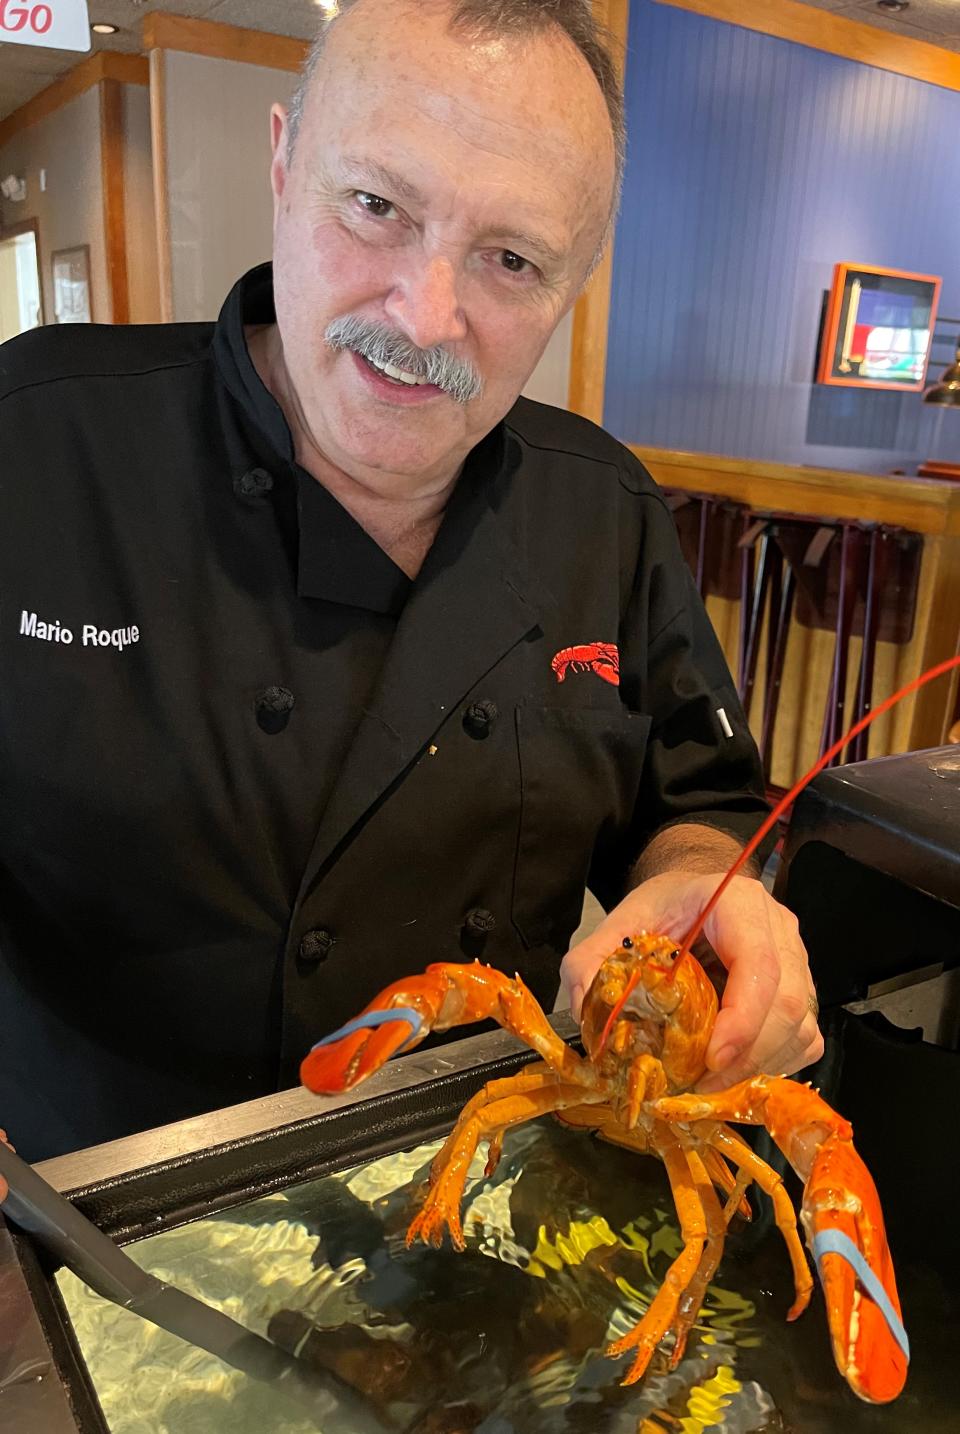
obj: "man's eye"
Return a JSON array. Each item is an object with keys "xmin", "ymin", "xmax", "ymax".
[
  {"xmin": 500, "ymin": 250, "xmax": 530, "ymax": 274},
  {"xmin": 355, "ymin": 191, "xmax": 395, "ymax": 218}
]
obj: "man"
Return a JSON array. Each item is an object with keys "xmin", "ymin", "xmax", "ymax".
[{"xmin": 0, "ymin": 0, "xmax": 820, "ymax": 1172}]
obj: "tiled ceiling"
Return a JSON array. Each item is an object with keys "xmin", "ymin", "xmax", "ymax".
[
  {"xmin": 800, "ymin": 0, "xmax": 960, "ymax": 47},
  {"xmin": 1, "ymin": 0, "xmax": 959, "ymax": 123}
]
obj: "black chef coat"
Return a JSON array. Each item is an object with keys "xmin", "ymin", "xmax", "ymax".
[{"xmin": 0, "ymin": 265, "xmax": 768, "ymax": 1161}]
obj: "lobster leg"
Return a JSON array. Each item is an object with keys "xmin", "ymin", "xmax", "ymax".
[
  {"xmin": 302, "ymin": 962, "xmax": 591, "ymax": 1094},
  {"xmin": 407, "ymin": 1071, "xmax": 603, "ymax": 1251},
  {"xmin": 666, "ymin": 1146, "xmax": 728, "ymax": 1369},
  {"xmin": 588, "ymin": 1118, "xmax": 751, "ymax": 1223},
  {"xmin": 553, "ymin": 1099, "xmax": 620, "ymax": 1131},
  {"xmin": 653, "ymin": 1079, "xmax": 908, "ymax": 1403},
  {"xmin": 427, "ymin": 1062, "xmax": 592, "ymax": 1182},
  {"xmin": 605, "ymin": 1120, "xmax": 708, "ymax": 1385},
  {"xmin": 697, "ymin": 1143, "xmax": 752, "ymax": 1223},
  {"xmin": 720, "ymin": 1165, "xmax": 754, "ymax": 1226},
  {"xmin": 709, "ymin": 1126, "xmax": 813, "ymax": 1320}
]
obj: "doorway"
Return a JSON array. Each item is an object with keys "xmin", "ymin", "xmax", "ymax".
[{"xmin": 0, "ymin": 219, "xmax": 44, "ymax": 342}]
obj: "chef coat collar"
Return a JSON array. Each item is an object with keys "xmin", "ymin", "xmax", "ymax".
[
  {"xmin": 295, "ymin": 471, "xmax": 411, "ymax": 615},
  {"xmin": 213, "ymin": 264, "xmax": 511, "ymax": 616},
  {"xmin": 214, "ymin": 262, "xmax": 294, "ymax": 469}
]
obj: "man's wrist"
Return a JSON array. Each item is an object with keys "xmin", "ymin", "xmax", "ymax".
[{"xmin": 629, "ymin": 822, "xmax": 760, "ymax": 888}]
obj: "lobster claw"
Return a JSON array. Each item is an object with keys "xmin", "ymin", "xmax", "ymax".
[
  {"xmin": 301, "ymin": 998, "xmax": 425, "ymax": 1093},
  {"xmin": 804, "ymin": 1139, "xmax": 909, "ymax": 1404},
  {"xmin": 301, "ymin": 962, "xmax": 539, "ymax": 1095}
]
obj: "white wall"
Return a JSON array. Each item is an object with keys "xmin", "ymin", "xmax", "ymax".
[
  {"xmin": 161, "ymin": 51, "xmax": 297, "ymax": 322},
  {"xmin": 0, "ymin": 89, "xmax": 108, "ymax": 323}
]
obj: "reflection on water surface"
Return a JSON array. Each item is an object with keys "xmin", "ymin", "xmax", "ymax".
[{"xmin": 58, "ymin": 1118, "xmax": 942, "ymax": 1432}]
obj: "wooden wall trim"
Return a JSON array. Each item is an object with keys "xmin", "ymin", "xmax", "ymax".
[
  {"xmin": 567, "ymin": 0, "xmax": 629, "ymax": 422},
  {"xmin": 149, "ymin": 49, "xmax": 173, "ymax": 324},
  {"xmin": 99, "ymin": 79, "xmax": 129, "ymax": 325},
  {"xmin": 0, "ymin": 54, "xmax": 148, "ymax": 150},
  {"xmin": 654, "ymin": 0, "xmax": 960, "ymax": 94},
  {"xmin": 143, "ymin": 13, "xmax": 309, "ymax": 72}
]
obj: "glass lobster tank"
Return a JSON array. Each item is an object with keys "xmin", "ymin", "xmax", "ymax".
[{"xmin": 1, "ymin": 1007, "xmax": 956, "ymax": 1434}]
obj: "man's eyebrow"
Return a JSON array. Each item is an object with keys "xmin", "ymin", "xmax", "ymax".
[
  {"xmin": 340, "ymin": 158, "xmax": 424, "ymax": 205},
  {"xmin": 338, "ymin": 157, "xmax": 565, "ymax": 266},
  {"xmin": 500, "ymin": 229, "xmax": 564, "ymax": 267}
]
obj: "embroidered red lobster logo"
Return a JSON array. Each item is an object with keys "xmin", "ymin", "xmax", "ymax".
[{"xmin": 551, "ymin": 641, "xmax": 620, "ymax": 687}]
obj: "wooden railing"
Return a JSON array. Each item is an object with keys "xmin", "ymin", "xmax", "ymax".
[{"xmin": 633, "ymin": 447, "xmax": 960, "ymax": 785}]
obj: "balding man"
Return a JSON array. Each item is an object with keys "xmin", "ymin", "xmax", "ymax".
[{"xmin": 0, "ymin": 0, "xmax": 821, "ymax": 1167}]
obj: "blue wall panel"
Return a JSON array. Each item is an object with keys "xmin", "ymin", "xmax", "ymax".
[{"xmin": 605, "ymin": 1, "xmax": 960, "ymax": 470}]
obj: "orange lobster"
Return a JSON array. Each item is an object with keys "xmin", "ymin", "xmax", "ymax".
[{"xmin": 302, "ymin": 656, "xmax": 959, "ymax": 1405}]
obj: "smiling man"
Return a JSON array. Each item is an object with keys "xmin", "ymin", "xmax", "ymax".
[
  {"xmin": 0, "ymin": 0, "xmax": 820, "ymax": 1167},
  {"xmin": 252, "ymin": 0, "xmax": 620, "ymax": 575}
]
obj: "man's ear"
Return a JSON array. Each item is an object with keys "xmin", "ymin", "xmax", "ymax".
[{"xmin": 270, "ymin": 104, "xmax": 289, "ymax": 206}]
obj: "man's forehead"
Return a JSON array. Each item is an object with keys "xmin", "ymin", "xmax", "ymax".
[
  {"xmin": 305, "ymin": 0, "xmax": 616, "ymax": 262},
  {"xmin": 311, "ymin": 0, "xmax": 612, "ymax": 171}
]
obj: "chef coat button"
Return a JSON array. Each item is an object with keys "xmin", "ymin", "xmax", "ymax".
[
  {"xmin": 465, "ymin": 908, "xmax": 496, "ymax": 933},
  {"xmin": 233, "ymin": 467, "xmax": 274, "ymax": 501},
  {"xmin": 299, "ymin": 928, "xmax": 336, "ymax": 964},
  {"xmin": 463, "ymin": 700, "xmax": 499, "ymax": 739},
  {"xmin": 255, "ymin": 685, "xmax": 295, "ymax": 734},
  {"xmin": 460, "ymin": 907, "xmax": 496, "ymax": 958}
]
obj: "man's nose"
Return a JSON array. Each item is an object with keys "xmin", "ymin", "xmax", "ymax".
[{"xmin": 384, "ymin": 256, "xmax": 468, "ymax": 352}]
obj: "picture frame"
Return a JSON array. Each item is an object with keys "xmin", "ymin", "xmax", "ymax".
[
  {"xmin": 51, "ymin": 244, "xmax": 92, "ymax": 324},
  {"xmin": 816, "ymin": 262, "xmax": 941, "ymax": 392}
]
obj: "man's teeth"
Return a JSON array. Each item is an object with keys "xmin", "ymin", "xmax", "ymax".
[{"xmin": 368, "ymin": 356, "xmax": 427, "ymax": 386}]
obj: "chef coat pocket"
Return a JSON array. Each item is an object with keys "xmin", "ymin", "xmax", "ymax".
[{"xmin": 512, "ymin": 705, "xmax": 652, "ymax": 949}]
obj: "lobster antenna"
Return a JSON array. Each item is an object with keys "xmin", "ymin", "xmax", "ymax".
[{"xmin": 677, "ymin": 653, "xmax": 960, "ymax": 957}]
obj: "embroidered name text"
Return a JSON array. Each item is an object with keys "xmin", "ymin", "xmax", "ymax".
[
  {"xmin": 20, "ymin": 610, "xmax": 140, "ymax": 650},
  {"xmin": 20, "ymin": 610, "xmax": 73, "ymax": 644},
  {"xmin": 81, "ymin": 624, "xmax": 140, "ymax": 649}
]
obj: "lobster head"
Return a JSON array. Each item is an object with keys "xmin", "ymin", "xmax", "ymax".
[
  {"xmin": 579, "ymin": 933, "xmax": 719, "ymax": 1094},
  {"xmin": 579, "ymin": 933, "xmax": 686, "ymax": 1062}
]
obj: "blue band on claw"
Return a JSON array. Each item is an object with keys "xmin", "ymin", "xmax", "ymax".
[
  {"xmin": 310, "ymin": 1005, "xmax": 423, "ymax": 1053},
  {"xmin": 811, "ymin": 1230, "xmax": 910, "ymax": 1361}
]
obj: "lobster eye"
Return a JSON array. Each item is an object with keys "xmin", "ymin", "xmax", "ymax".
[{"xmin": 621, "ymin": 936, "xmax": 633, "ymax": 950}]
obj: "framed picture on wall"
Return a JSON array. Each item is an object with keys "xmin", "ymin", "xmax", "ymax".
[
  {"xmin": 817, "ymin": 263, "xmax": 941, "ymax": 391},
  {"xmin": 51, "ymin": 245, "xmax": 92, "ymax": 324}
]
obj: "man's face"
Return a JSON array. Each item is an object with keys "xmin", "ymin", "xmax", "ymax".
[{"xmin": 268, "ymin": 0, "xmax": 615, "ymax": 495}]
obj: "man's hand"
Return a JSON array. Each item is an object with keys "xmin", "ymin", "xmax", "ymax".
[{"xmin": 558, "ymin": 871, "xmax": 822, "ymax": 1090}]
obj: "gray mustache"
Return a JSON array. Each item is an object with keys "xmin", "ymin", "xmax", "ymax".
[{"xmin": 324, "ymin": 315, "xmax": 483, "ymax": 404}]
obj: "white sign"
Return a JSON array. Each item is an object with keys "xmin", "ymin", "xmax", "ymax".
[{"xmin": 0, "ymin": 0, "xmax": 90, "ymax": 52}]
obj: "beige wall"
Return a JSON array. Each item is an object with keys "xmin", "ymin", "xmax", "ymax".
[
  {"xmin": 122, "ymin": 84, "xmax": 160, "ymax": 324},
  {"xmin": 0, "ymin": 89, "xmax": 108, "ymax": 323},
  {"xmin": 0, "ymin": 238, "xmax": 20, "ymax": 341},
  {"xmin": 160, "ymin": 51, "xmax": 297, "ymax": 322},
  {"xmin": 522, "ymin": 308, "xmax": 573, "ymax": 410}
]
